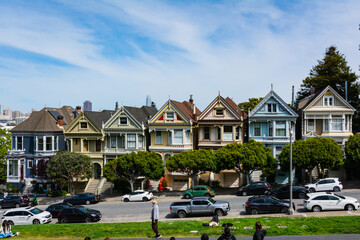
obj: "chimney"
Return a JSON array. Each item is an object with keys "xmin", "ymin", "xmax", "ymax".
[
  {"xmin": 151, "ymin": 101, "xmax": 156, "ymax": 108},
  {"xmin": 57, "ymin": 115, "xmax": 64, "ymax": 127},
  {"xmin": 310, "ymin": 87, "xmax": 315, "ymax": 95},
  {"xmin": 189, "ymin": 94, "xmax": 193, "ymax": 104},
  {"xmin": 115, "ymin": 102, "xmax": 119, "ymax": 111},
  {"xmin": 73, "ymin": 106, "xmax": 81, "ymax": 119}
]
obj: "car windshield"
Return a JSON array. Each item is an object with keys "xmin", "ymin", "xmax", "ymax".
[
  {"xmin": 208, "ymin": 198, "xmax": 216, "ymax": 204},
  {"xmin": 78, "ymin": 207, "xmax": 91, "ymax": 213},
  {"xmin": 334, "ymin": 194, "xmax": 345, "ymax": 199},
  {"xmin": 29, "ymin": 208, "xmax": 43, "ymax": 215}
]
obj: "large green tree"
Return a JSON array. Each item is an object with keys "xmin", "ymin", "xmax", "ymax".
[
  {"xmin": 296, "ymin": 46, "xmax": 360, "ymax": 130},
  {"xmin": 0, "ymin": 129, "xmax": 11, "ymax": 183},
  {"xmin": 345, "ymin": 133, "xmax": 360, "ymax": 179},
  {"xmin": 104, "ymin": 151, "xmax": 164, "ymax": 192},
  {"xmin": 215, "ymin": 140, "xmax": 276, "ymax": 185},
  {"xmin": 47, "ymin": 151, "xmax": 93, "ymax": 196},
  {"xmin": 279, "ymin": 137, "xmax": 343, "ymax": 182},
  {"xmin": 238, "ymin": 97, "xmax": 264, "ymax": 113},
  {"xmin": 166, "ymin": 149, "xmax": 216, "ymax": 189}
]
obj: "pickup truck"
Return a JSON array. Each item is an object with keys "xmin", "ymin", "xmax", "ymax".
[{"xmin": 169, "ymin": 197, "xmax": 230, "ymax": 218}]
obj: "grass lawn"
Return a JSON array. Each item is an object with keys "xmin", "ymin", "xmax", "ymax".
[{"xmin": 10, "ymin": 216, "xmax": 360, "ymax": 239}]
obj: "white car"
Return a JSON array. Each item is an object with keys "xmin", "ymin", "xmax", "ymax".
[
  {"xmin": 2, "ymin": 207, "xmax": 52, "ymax": 225},
  {"xmin": 304, "ymin": 192, "xmax": 359, "ymax": 212},
  {"xmin": 304, "ymin": 178, "xmax": 343, "ymax": 192},
  {"xmin": 121, "ymin": 190, "xmax": 153, "ymax": 202}
]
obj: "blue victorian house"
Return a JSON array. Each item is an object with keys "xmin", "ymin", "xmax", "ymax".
[{"xmin": 249, "ymin": 89, "xmax": 298, "ymax": 184}]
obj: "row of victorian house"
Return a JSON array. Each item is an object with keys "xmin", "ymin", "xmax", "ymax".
[{"xmin": 5, "ymin": 86, "xmax": 355, "ymax": 193}]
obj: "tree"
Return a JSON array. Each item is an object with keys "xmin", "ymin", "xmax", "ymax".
[
  {"xmin": 32, "ymin": 159, "xmax": 49, "ymax": 179},
  {"xmin": 215, "ymin": 140, "xmax": 276, "ymax": 184},
  {"xmin": 296, "ymin": 46, "xmax": 360, "ymax": 130},
  {"xmin": 238, "ymin": 97, "xmax": 264, "ymax": 113},
  {"xmin": 279, "ymin": 137, "xmax": 343, "ymax": 182},
  {"xmin": 166, "ymin": 149, "xmax": 216, "ymax": 189},
  {"xmin": 47, "ymin": 151, "xmax": 93, "ymax": 196},
  {"xmin": 0, "ymin": 129, "xmax": 11, "ymax": 183},
  {"xmin": 103, "ymin": 151, "xmax": 164, "ymax": 192},
  {"xmin": 345, "ymin": 134, "xmax": 360, "ymax": 179}
]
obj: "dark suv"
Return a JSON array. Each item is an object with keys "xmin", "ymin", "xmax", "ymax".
[
  {"xmin": 45, "ymin": 203, "xmax": 73, "ymax": 218},
  {"xmin": 245, "ymin": 196, "xmax": 294, "ymax": 215},
  {"xmin": 0, "ymin": 195, "xmax": 30, "ymax": 209},
  {"xmin": 238, "ymin": 182, "xmax": 271, "ymax": 196},
  {"xmin": 58, "ymin": 206, "xmax": 102, "ymax": 223}
]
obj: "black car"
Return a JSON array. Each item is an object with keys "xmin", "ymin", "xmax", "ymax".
[
  {"xmin": 0, "ymin": 195, "xmax": 30, "ymax": 209},
  {"xmin": 270, "ymin": 185, "xmax": 308, "ymax": 199},
  {"xmin": 245, "ymin": 196, "xmax": 294, "ymax": 215},
  {"xmin": 63, "ymin": 193, "xmax": 100, "ymax": 205},
  {"xmin": 238, "ymin": 182, "xmax": 271, "ymax": 196},
  {"xmin": 45, "ymin": 202, "xmax": 73, "ymax": 218},
  {"xmin": 58, "ymin": 206, "xmax": 102, "ymax": 223}
]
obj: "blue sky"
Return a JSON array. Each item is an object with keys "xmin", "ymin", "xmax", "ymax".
[{"xmin": 0, "ymin": 0, "xmax": 359, "ymax": 113}]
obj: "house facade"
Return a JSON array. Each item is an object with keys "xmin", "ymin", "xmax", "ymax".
[
  {"xmin": 6, "ymin": 106, "xmax": 74, "ymax": 190},
  {"xmin": 197, "ymin": 94, "xmax": 247, "ymax": 188},
  {"xmin": 148, "ymin": 97, "xmax": 200, "ymax": 190},
  {"xmin": 249, "ymin": 89, "xmax": 298, "ymax": 184}
]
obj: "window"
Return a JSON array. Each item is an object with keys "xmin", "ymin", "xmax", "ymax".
[
  {"xmin": 120, "ymin": 117, "xmax": 127, "ymax": 125},
  {"xmin": 331, "ymin": 118, "xmax": 342, "ymax": 131},
  {"xmin": 155, "ymin": 131, "xmax": 163, "ymax": 144},
  {"xmin": 223, "ymin": 126, "xmax": 233, "ymax": 140},
  {"xmin": 96, "ymin": 140, "xmax": 101, "ymax": 152},
  {"xmin": 235, "ymin": 127, "xmax": 240, "ymax": 140},
  {"xmin": 215, "ymin": 108, "xmax": 224, "ymax": 116},
  {"xmin": 165, "ymin": 112, "xmax": 174, "ymax": 120},
  {"xmin": 254, "ymin": 123, "xmax": 261, "ymax": 136},
  {"xmin": 267, "ymin": 104, "xmax": 277, "ymax": 112},
  {"xmin": 268, "ymin": 123, "xmax": 273, "ymax": 137},
  {"xmin": 80, "ymin": 122, "xmax": 88, "ymax": 129},
  {"xmin": 324, "ymin": 96, "xmax": 334, "ymax": 106},
  {"xmin": 46, "ymin": 137, "xmax": 52, "ymax": 151},
  {"xmin": 185, "ymin": 130, "xmax": 190, "ymax": 144},
  {"xmin": 83, "ymin": 140, "xmax": 88, "ymax": 151},
  {"xmin": 38, "ymin": 136, "xmax": 44, "ymax": 151},
  {"xmin": 16, "ymin": 136, "xmax": 23, "ymax": 150},
  {"xmin": 111, "ymin": 136, "xmax": 116, "ymax": 148},
  {"xmin": 27, "ymin": 160, "xmax": 33, "ymax": 169},
  {"xmin": 217, "ymin": 127, "xmax": 221, "ymax": 140},
  {"xmin": 324, "ymin": 119, "xmax": 329, "ymax": 131},
  {"xmin": 168, "ymin": 131, "xmax": 172, "ymax": 145},
  {"xmin": 127, "ymin": 134, "xmax": 136, "ymax": 148},
  {"xmin": 275, "ymin": 121, "xmax": 286, "ymax": 136},
  {"xmin": 307, "ymin": 119, "xmax": 315, "ymax": 132},
  {"xmin": 174, "ymin": 130, "xmax": 183, "ymax": 144},
  {"xmin": 54, "ymin": 136, "xmax": 58, "ymax": 150},
  {"xmin": 138, "ymin": 135, "xmax": 144, "ymax": 148},
  {"xmin": 9, "ymin": 160, "xmax": 18, "ymax": 176},
  {"xmin": 204, "ymin": 127, "xmax": 210, "ymax": 140}
]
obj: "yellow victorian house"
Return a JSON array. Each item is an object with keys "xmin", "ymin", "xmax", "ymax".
[{"xmin": 148, "ymin": 96, "xmax": 201, "ymax": 191}]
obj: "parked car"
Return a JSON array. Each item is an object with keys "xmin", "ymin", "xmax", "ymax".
[
  {"xmin": 63, "ymin": 193, "xmax": 100, "ymax": 205},
  {"xmin": 183, "ymin": 185, "xmax": 215, "ymax": 199},
  {"xmin": 121, "ymin": 190, "xmax": 153, "ymax": 202},
  {"xmin": 0, "ymin": 195, "xmax": 30, "ymax": 209},
  {"xmin": 304, "ymin": 192, "xmax": 359, "ymax": 212},
  {"xmin": 170, "ymin": 197, "xmax": 230, "ymax": 218},
  {"xmin": 237, "ymin": 182, "xmax": 271, "ymax": 196},
  {"xmin": 245, "ymin": 196, "xmax": 295, "ymax": 215},
  {"xmin": 270, "ymin": 185, "xmax": 308, "ymax": 199},
  {"xmin": 2, "ymin": 207, "xmax": 52, "ymax": 225},
  {"xmin": 45, "ymin": 203, "xmax": 73, "ymax": 218},
  {"xmin": 304, "ymin": 178, "xmax": 343, "ymax": 192},
  {"xmin": 58, "ymin": 206, "xmax": 102, "ymax": 223}
]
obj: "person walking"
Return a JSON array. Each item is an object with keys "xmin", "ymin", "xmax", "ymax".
[
  {"xmin": 151, "ymin": 199, "xmax": 162, "ymax": 239},
  {"xmin": 253, "ymin": 222, "xmax": 267, "ymax": 240},
  {"xmin": 217, "ymin": 227, "xmax": 236, "ymax": 240},
  {"xmin": 3, "ymin": 190, "xmax": 8, "ymax": 199}
]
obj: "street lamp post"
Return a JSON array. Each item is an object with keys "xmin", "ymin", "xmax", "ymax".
[{"xmin": 289, "ymin": 121, "xmax": 294, "ymax": 215}]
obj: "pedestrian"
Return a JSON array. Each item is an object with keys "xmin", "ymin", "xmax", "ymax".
[
  {"xmin": 84, "ymin": 237, "xmax": 91, "ymax": 240},
  {"xmin": 170, "ymin": 237, "xmax": 176, "ymax": 240},
  {"xmin": 209, "ymin": 213, "xmax": 219, "ymax": 227},
  {"xmin": 3, "ymin": 190, "xmax": 8, "ymax": 199},
  {"xmin": 201, "ymin": 233, "xmax": 209, "ymax": 240},
  {"xmin": 253, "ymin": 222, "xmax": 267, "ymax": 240},
  {"xmin": 151, "ymin": 199, "xmax": 162, "ymax": 239},
  {"xmin": 217, "ymin": 227, "xmax": 236, "ymax": 240}
]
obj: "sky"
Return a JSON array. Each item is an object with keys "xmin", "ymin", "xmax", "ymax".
[{"xmin": 0, "ymin": 0, "xmax": 359, "ymax": 113}]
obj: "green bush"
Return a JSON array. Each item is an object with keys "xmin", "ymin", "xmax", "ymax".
[
  {"xmin": 11, "ymin": 188, "xmax": 19, "ymax": 193},
  {"xmin": 114, "ymin": 178, "xmax": 131, "ymax": 194},
  {"xmin": 6, "ymin": 183, "xmax": 13, "ymax": 190},
  {"xmin": 50, "ymin": 190, "xmax": 69, "ymax": 197},
  {"xmin": 211, "ymin": 180, "xmax": 221, "ymax": 188}
]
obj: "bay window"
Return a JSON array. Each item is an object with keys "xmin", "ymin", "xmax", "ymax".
[
  {"xmin": 307, "ymin": 119, "xmax": 315, "ymax": 132},
  {"xmin": 155, "ymin": 131, "xmax": 163, "ymax": 144},
  {"xmin": 16, "ymin": 136, "xmax": 23, "ymax": 150},
  {"xmin": 254, "ymin": 123, "xmax": 261, "ymax": 136},
  {"xmin": 38, "ymin": 136, "xmax": 44, "ymax": 151},
  {"xmin": 223, "ymin": 126, "xmax": 233, "ymax": 140},
  {"xmin": 185, "ymin": 130, "xmax": 190, "ymax": 144},
  {"xmin": 275, "ymin": 121, "xmax": 286, "ymax": 136},
  {"xmin": 127, "ymin": 134, "xmax": 136, "ymax": 148},
  {"xmin": 138, "ymin": 135, "xmax": 144, "ymax": 148},
  {"xmin": 174, "ymin": 130, "xmax": 183, "ymax": 144},
  {"xmin": 204, "ymin": 127, "xmax": 210, "ymax": 140},
  {"xmin": 9, "ymin": 160, "xmax": 18, "ymax": 176}
]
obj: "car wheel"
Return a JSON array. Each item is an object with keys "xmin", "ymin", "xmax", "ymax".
[
  {"xmin": 215, "ymin": 209, "xmax": 224, "ymax": 216},
  {"xmin": 15, "ymin": 203, "xmax": 20, "ymax": 208},
  {"xmin": 143, "ymin": 197, "xmax": 148, "ymax": 202},
  {"xmin": 178, "ymin": 211, "xmax": 186, "ymax": 218},
  {"xmin": 85, "ymin": 200, "xmax": 90, "ymax": 205},
  {"xmin": 124, "ymin": 198, "xmax": 129, "ymax": 202},
  {"xmin": 205, "ymin": 193, "xmax": 211, "ymax": 197},
  {"xmin": 242, "ymin": 191, "xmax": 247, "ymax": 196},
  {"xmin": 333, "ymin": 186, "xmax": 340, "ymax": 192},
  {"xmin": 309, "ymin": 188, "xmax": 315, "ymax": 193},
  {"xmin": 251, "ymin": 208, "xmax": 259, "ymax": 215},
  {"xmin": 345, "ymin": 204, "xmax": 355, "ymax": 211},
  {"xmin": 60, "ymin": 218, "xmax": 67, "ymax": 224},
  {"xmin": 7, "ymin": 221, "xmax": 14, "ymax": 225},
  {"xmin": 33, "ymin": 219, "xmax": 40, "ymax": 225},
  {"xmin": 184, "ymin": 194, "xmax": 191, "ymax": 199},
  {"xmin": 298, "ymin": 193, "xmax": 305, "ymax": 199},
  {"xmin": 85, "ymin": 217, "xmax": 91, "ymax": 223},
  {"xmin": 281, "ymin": 207, "xmax": 289, "ymax": 214},
  {"xmin": 312, "ymin": 206, "xmax": 321, "ymax": 212}
]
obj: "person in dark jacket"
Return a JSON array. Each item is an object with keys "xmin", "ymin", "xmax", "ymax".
[
  {"xmin": 217, "ymin": 227, "xmax": 236, "ymax": 240},
  {"xmin": 253, "ymin": 222, "xmax": 267, "ymax": 240},
  {"xmin": 209, "ymin": 213, "xmax": 219, "ymax": 227}
]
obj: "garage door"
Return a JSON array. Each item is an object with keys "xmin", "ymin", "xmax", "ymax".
[
  {"xmin": 224, "ymin": 173, "xmax": 239, "ymax": 188},
  {"xmin": 173, "ymin": 177, "xmax": 189, "ymax": 191}
]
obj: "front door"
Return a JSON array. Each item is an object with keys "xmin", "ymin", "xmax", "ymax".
[
  {"xmin": 94, "ymin": 163, "xmax": 101, "ymax": 179},
  {"xmin": 20, "ymin": 165, "xmax": 24, "ymax": 181}
]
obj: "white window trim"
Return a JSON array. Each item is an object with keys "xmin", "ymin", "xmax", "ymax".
[
  {"xmin": 79, "ymin": 121, "xmax": 88, "ymax": 129},
  {"xmin": 267, "ymin": 103, "xmax": 277, "ymax": 113},
  {"xmin": 214, "ymin": 108, "xmax": 225, "ymax": 116},
  {"xmin": 253, "ymin": 122, "xmax": 261, "ymax": 136},
  {"xmin": 173, "ymin": 129, "xmax": 184, "ymax": 145},
  {"xmin": 155, "ymin": 131, "xmax": 163, "ymax": 144},
  {"xmin": 165, "ymin": 111, "xmax": 175, "ymax": 120},
  {"xmin": 307, "ymin": 119, "xmax": 315, "ymax": 132},
  {"xmin": 323, "ymin": 96, "xmax": 334, "ymax": 107},
  {"xmin": 27, "ymin": 160, "xmax": 33, "ymax": 169},
  {"xmin": 119, "ymin": 117, "xmax": 128, "ymax": 125}
]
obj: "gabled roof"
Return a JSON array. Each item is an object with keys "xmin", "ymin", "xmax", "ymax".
[
  {"xmin": 250, "ymin": 90, "xmax": 298, "ymax": 117},
  {"xmin": 84, "ymin": 110, "xmax": 116, "ymax": 130},
  {"xmin": 10, "ymin": 106, "xmax": 74, "ymax": 133}
]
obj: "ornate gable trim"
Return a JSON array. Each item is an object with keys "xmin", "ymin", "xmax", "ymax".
[
  {"xmin": 149, "ymin": 100, "xmax": 190, "ymax": 124},
  {"xmin": 198, "ymin": 95, "xmax": 241, "ymax": 121},
  {"xmin": 103, "ymin": 107, "xmax": 142, "ymax": 129}
]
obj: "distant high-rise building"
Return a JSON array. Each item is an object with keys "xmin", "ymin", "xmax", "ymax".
[
  {"xmin": 146, "ymin": 95, "xmax": 152, "ymax": 106},
  {"xmin": 4, "ymin": 107, "xmax": 12, "ymax": 118},
  {"xmin": 12, "ymin": 110, "xmax": 21, "ymax": 118},
  {"xmin": 0, "ymin": 104, "xmax": 3, "ymax": 115},
  {"xmin": 83, "ymin": 100, "xmax": 92, "ymax": 111}
]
